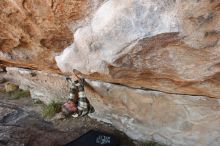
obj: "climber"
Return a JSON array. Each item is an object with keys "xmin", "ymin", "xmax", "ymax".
[{"xmin": 62, "ymin": 73, "xmax": 94, "ymax": 118}]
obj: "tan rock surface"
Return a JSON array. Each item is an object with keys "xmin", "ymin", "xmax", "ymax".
[
  {"xmin": 1, "ymin": 1, "xmax": 220, "ymax": 145},
  {"xmin": 55, "ymin": 0, "xmax": 220, "ymax": 98},
  {"xmin": 0, "ymin": 0, "xmax": 96, "ymax": 71},
  {"xmin": 0, "ymin": 0, "xmax": 220, "ymax": 98},
  {"xmin": 4, "ymin": 67, "xmax": 220, "ymax": 146}
]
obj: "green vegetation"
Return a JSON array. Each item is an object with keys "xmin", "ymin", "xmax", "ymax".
[
  {"xmin": 0, "ymin": 86, "xmax": 5, "ymax": 93},
  {"xmin": 42, "ymin": 101, "xmax": 62, "ymax": 118},
  {"xmin": 8, "ymin": 89, "xmax": 30, "ymax": 99},
  {"xmin": 5, "ymin": 82, "xmax": 19, "ymax": 92},
  {"xmin": 140, "ymin": 141, "xmax": 167, "ymax": 146}
]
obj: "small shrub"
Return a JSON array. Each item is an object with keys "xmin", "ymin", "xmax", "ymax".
[
  {"xmin": 42, "ymin": 101, "xmax": 62, "ymax": 118},
  {"xmin": 5, "ymin": 82, "xmax": 19, "ymax": 92},
  {"xmin": 8, "ymin": 89, "xmax": 30, "ymax": 99},
  {"xmin": 0, "ymin": 86, "xmax": 5, "ymax": 93}
]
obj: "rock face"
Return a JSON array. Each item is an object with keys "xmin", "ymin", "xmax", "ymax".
[
  {"xmin": 5, "ymin": 67, "xmax": 220, "ymax": 146},
  {"xmin": 55, "ymin": 0, "xmax": 220, "ymax": 98},
  {"xmin": 0, "ymin": 0, "xmax": 102, "ymax": 71},
  {"xmin": 1, "ymin": 0, "xmax": 220, "ymax": 146},
  {"xmin": 1, "ymin": 1, "xmax": 220, "ymax": 97},
  {"xmin": 5, "ymin": 67, "xmax": 69, "ymax": 104}
]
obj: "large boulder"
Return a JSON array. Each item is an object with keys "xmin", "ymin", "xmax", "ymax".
[
  {"xmin": 1, "ymin": 0, "xmax": 220, "ymax": 146},
  {"xmin": 1, "ymin": 1, "xmax": 220, "ymax": 97},
  {"xmin": 55, "ymin": 0, "xmax": 220, "ymax": 98},
  {"xmin": 5, "ymin": 67, "xmax": 220, "ymax": 146}
]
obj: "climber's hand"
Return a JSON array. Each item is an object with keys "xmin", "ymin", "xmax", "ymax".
[{"xmin": 72, "ymin": 69, "xmax": 82, "ymax": 78}]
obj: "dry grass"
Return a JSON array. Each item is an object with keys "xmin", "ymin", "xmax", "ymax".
[
  {"xmin": 0, "ymin": 86, "xmax": 5, "ymax": 93},
  {"xmin": 42, "ymin": 101, "xmax": 62, "ymax": 118},
  {"xmin": 8, "ymin": 89, "xmax": 30, "ymax": 100}
]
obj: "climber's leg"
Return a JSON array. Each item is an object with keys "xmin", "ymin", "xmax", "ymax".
[
  {"xmin": 62, "ymin": 76, "xmax": 94, "ymax": 118},
  {"xmin": 62, "ymin": 77, "xmax": 78, "ymax": 117},
  {"xmin": 76, "ymin": 80, "xmax": 95, "ymax": 117}
]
